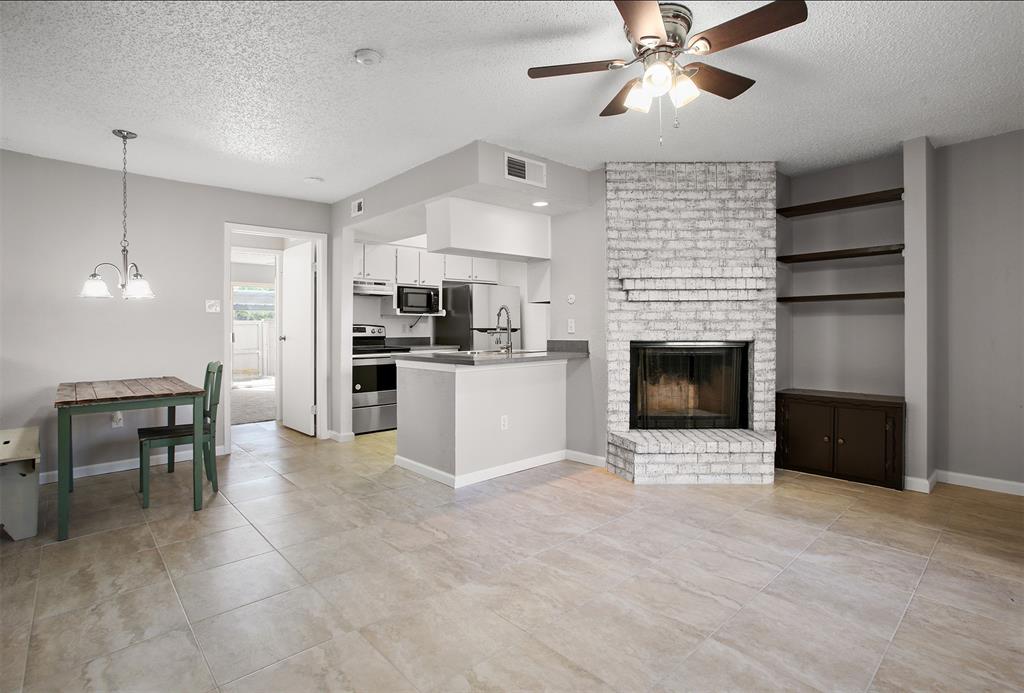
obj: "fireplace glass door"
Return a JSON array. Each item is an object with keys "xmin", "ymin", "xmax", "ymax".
[{"xmin": 630, "ymin": 342, "xmax": 748, "ymax": 429}]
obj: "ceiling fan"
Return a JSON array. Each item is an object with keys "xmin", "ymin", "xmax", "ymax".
[{"xmin": 528, "ymin": 0, "xmax": 807, "ymax": 117}]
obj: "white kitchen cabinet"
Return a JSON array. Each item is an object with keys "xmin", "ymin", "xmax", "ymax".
[
  {"xmin": 420, "ymin": 252, "xmax": 444, "ymax": 287},
  {"xmin": 527, "ymin": 259, "xmax": 551, "ymax": 303},
  {"xmin": 472, "ymin": 258, "xmax": 499, "ymax": 283},
  {"xmin": 444, "ymin": 254, "xmax": 473, "ymax": 281},
  {"xmin": 395, "ymin": 246, "xmax": 420, "ymax": 285},
  {"xmin": 363, "ymin": 243, "xmax": 396, "ymax": 282}
]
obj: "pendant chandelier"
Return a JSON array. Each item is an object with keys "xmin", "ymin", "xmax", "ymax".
[{"xmin": 79, "ymin": 129, "xmax": 155, "ymax": 300}]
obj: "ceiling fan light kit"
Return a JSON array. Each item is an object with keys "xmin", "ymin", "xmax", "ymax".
[{"xmin": 527, "ymin": 0, "xmax": 808, "ymax": 123}]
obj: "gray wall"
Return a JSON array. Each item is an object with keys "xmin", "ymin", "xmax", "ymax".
[
  {"xmin": 550, "ymin": 169, "xmax": 607, "ymax": 457},
  {"xmin": 934, "ymin": 130, "xmax": 1023, "ymax": 483},
  {"xmin": 780, "ymin": 153, "xmax": 906, "ymax": 396},
  {"xmin": 0, "ymin": 150, "xmax": 330, "ymax": 473}
]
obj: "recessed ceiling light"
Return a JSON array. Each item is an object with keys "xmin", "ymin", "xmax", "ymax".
[
  {"xmin": 354, "ymin": 48, "xmax": 382, "ymax": 66},
  {"xmin": 304, "ymin": 176, "xmax": 324, "ymax": 184},
  {"xmin": 531, "ymin": 201, "xmax": 549, "ymax": 207}
]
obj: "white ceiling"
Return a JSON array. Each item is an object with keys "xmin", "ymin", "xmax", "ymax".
[{"xmin": 2, "ymin": 1, "xmax": 1021, "ymax": 204}]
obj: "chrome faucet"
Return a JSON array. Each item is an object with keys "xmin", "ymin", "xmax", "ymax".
[{"xmin": 496, "ymin": 304, "xmax": 513, "ymax": 356}]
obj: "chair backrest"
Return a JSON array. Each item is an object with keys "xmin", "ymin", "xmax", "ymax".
[{"xmin": 202, "ymin": 361, "xmax": 224, "ymax": 428}]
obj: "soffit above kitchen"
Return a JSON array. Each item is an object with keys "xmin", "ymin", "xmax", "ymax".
[{"xmin": 341, "ymin": 140, "xmax": 591, "ymax": 245}]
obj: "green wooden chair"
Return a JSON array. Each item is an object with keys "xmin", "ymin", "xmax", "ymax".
[{"xmin": 137, "ymin": 362, "xmax": 222, "ymax": 509}]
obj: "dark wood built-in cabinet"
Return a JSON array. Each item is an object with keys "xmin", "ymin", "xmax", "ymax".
[{"xmin": 776, "ymin": 389, "xmax": 905, "ymax": 490}]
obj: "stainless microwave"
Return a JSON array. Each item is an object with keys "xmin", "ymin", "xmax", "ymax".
[{"xmin": 396, "ymin": 285, "xmax": 439, "ymax": 314}]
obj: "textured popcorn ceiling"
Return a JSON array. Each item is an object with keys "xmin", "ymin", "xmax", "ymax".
[{"xmin": 1, "ymin": 1, "xmax": 1022, "ymax": 203}]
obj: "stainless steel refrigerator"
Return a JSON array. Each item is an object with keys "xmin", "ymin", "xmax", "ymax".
[{"xmin": 434, "ymin": 283, "xmax": 522, "ymax": 351}]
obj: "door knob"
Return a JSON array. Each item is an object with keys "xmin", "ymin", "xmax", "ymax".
[
  {"xmin": 823, "ymin": 436, "xmax": 830, "ymax": 443},
  {"xmin": 279, "ymin": 335, "xmax": 287, "ymax": 342},
  {"xmin": 838, "ymin": 438, "xmax": 845, "ymax": 445}
]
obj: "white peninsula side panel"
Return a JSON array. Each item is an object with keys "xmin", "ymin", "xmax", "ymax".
[{"xmin": 395, "ymin": 359, "xmax": 568, "ymax": 487}]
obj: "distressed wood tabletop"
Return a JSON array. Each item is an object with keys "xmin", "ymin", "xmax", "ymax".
[{"xmin": 55, "ymin": 377, "xmax": 205, "ymax": 407}]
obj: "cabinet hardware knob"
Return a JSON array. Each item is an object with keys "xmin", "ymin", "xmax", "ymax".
[
  {"xmin": 823, "ymin": 436, "xmax": 830, "ymax": 443},
  {"xmin": 838, "ymin": 438, "xmax": 845, "ymax": 445}
]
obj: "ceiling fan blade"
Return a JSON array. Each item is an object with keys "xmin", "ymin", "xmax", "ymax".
[
  {"xmin": 686, "ymin": 63, "xmax": 756, "ymax": 99},
  {"xmin": 614, "ymin": 0, "xmax": 668, "ymax": 46},
  {"xmin": 528, "ymin": 59, "xmax": 625, "ymax": 79},
  {"xmin": 686, "ymin": 0, "xmax": 807, "ymax": 55},
  {"xmin": 600, "ymin": 78, "xmax": 640, "ymax": 117}
]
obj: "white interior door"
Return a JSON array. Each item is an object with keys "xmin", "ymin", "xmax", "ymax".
[{"xmin": 280, "ymin": 241, "xmax": 315, "ymax": 435}]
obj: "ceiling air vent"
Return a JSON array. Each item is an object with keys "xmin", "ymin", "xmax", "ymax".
[{"xmin": 504, "ymin": 152, "xmax": 547, "ymax": 188}]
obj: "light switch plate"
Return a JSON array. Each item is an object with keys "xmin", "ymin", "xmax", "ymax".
[
  {"xmin": 205, "ymin": 300, "xmax": 221, "ymax": 313},
  {"xmin": 567, "ymin": 318, "xmax": 576, "ymax": 334}
]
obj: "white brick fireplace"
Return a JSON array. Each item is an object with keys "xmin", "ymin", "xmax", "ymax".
[{"xmin": 605, "ymin": 162, "xmax": 777, "ymax": 484}]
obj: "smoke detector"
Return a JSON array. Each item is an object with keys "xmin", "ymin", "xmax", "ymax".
[{"xmin": 354, "ymin": 48, "xmax": 382, "ymax": 66}]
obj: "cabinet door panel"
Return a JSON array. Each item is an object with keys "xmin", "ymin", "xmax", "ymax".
[
  {"xmin": 395, "ymin": 247, "xmax": 420, "ymax": 285},
  {"xmin": 352, "ymin": 241, "xmax": 365, "ymax": 278},
  {"xmin": 420, "ymin": 252, "xmax": 444, "ymax": 287},
  {"xmin": 444, "ymin": 254, "xmax": 473, "ymax": 281},
  {"xmin": 363, "ymin": 244, "xmax": 396, "ymax": 282},
  {"xmin": 473, "ymin": 258, "xmax": 499, "ymax": 283},
  {"xmin": 784, "ymin": 401, "xmax": 834, "ymax": 473},
  {"xmin": 834, "ymin": 406, "xmax": 888, "ymax": 483}
]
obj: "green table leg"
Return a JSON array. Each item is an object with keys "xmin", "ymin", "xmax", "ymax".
[
  {"xmin": 68, "ymin": 415, "xmax": 74, "ymax": 493},
  {"xmin": 167, "ymin": 405, "xmax": 176, "ymax": 473},
  {"xmin": 57, "ymin": 409, "xmax": 72, "ymax": 540},
  {"xmin": 193, "ymin": 395, "xmax": 203, "ymax": 511}
]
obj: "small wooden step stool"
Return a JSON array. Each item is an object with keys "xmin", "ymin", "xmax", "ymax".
[{"xmin": 0, "ymin": 427, "xmax": 40, "ymax": 540}]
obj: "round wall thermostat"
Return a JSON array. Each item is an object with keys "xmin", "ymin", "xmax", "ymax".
[{"xmin": 567, "ymin": 294, "xmax": 576, "ymax": 305}]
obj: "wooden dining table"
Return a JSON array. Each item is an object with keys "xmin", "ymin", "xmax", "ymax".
[{"xmin": 53, "ymin": 377, "xmax": 207, "ymax": 541}]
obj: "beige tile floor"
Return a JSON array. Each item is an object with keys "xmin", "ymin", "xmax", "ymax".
[{"xmin": 1, "ymin": 421, "xmax": 1021, "ymax": 692}]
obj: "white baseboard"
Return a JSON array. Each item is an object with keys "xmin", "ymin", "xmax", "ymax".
[
  {"xmin": 327, "ymin": 430, "xmax": 355, "ymax": 443},
  {"xmin": 936, "ymin": 469, "xmax": 1024, "ymax": 497},
  {"xmin": 395, "ymin": 450, "xmax": 567, "ymax": 489},
  {"xmin": 904, "ymin": 471, "xmax": 938, "ymax": 494},
  {"xmin": 38, "ymin": 445, "xmax": 228, "ymax": 485},
  {"xmin": 565, "ymin": 450, "xmax": 606, "ymax": 467}
]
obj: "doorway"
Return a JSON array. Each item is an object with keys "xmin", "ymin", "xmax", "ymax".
[
  {"xmin": 222, "ymin": 223, "xmax": 328, "ymax": 450},
  {"xmin": 230, "ymin": 248, "xmax": 279, "ymax": 425}
]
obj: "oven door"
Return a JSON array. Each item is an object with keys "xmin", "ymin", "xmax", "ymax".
[
  {"xmin": 352, "ymin": 356, "xmax": 397, "ymax": 407},
  {"xmin": 397, "ymin": 286, "xmax": 437, "ymax": 314}
]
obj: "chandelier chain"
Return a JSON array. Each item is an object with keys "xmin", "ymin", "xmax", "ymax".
[{"xmin": 120, "ymin": 134, "xmax": 128, "ymax": 252}]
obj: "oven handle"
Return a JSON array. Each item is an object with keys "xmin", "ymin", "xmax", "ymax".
[{"xmin": 352, "ymin": 357, "xmax": 395, "ymax": 366}]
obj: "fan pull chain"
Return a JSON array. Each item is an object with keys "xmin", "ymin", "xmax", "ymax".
[{"xmin": 658, "ymin": 96, "xmax": 664, "ymax": 147}]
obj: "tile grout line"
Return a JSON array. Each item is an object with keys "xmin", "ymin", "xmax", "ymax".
[
  {"xmin": 146, "ymin": 507, "xmax": 221, "ymax": 689},
  {"xmin": 861, "ymin": 516, "xmax": 943, "ymax": 692},
  {"xmin": 16, "ymin": 553, "xmax": 42, "ymax": 693},
  {"xmin": 649, "ymin": 503, "xmax": 834, "ymax": 690}
]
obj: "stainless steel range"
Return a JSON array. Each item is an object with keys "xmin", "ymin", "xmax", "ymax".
[{"xmin": 352, "ymin": 324, "xmax": 410, "ymax": 434}]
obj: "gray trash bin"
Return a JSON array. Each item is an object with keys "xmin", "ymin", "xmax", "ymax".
[{"xmin": 0, "ymin": 427, "xmax": 40, "ymax": 541}]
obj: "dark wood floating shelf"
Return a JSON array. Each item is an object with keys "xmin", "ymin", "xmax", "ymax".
[
  {"xmin": 778, "ymin": 291, "xmax": 906, "ymax": 304},
  {"xmin": 777, "ymin": 243, "xmax": 905, "ymax": 264},
  {"xmin": 777, "ymin": 188, "xmax": 904, "ymax": 218}
]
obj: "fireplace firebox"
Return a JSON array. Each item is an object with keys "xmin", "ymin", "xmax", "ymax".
[{"xmin": 630, "ymin": 342, "xmax": 749, "ymax": 430}]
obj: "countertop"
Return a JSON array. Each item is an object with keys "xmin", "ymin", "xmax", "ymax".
[
  {"xmin": 394, "ymin": 350, "xmax": 588, "ymax": 366},
  {"xmin": 407, "ymin": 345, "xmax": 460, "ymax": 352}
]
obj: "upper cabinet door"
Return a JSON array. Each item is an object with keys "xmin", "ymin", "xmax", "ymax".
[
  {"xmin": 363, "ymin": 244, "xmax": 396, "ymax": 282},
  {"xmin": 420, "ymin": 252, "xmax": 444, "ymax": 287},
  {"xmin": 395, "ymin": 246, "xmax": 420, "ymax": 285},
  {"xmin": 444, "ymin": 254, "xmax": 473, "ymax": 281},
  {"xmin": 472, "ymin": 258, "xmax": 499, "ymax": 283},
  {"xmin": 352, "ymin": 241, "xmax": 365, "ymax": 278}
]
